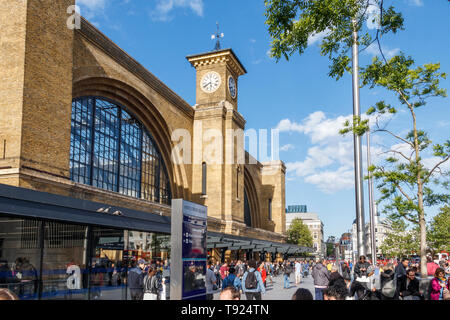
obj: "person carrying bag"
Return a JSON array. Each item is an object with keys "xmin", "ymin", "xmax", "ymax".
[{"xmin": 143, "ymin": 267, "xmax": 159, "ymax": 300}]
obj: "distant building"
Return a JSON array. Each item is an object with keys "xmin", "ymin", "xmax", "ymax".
[
  {"xmin": 286, "ymin": 208, "xmax": 325, "ymax": 258},
  {"xmin": 286, "ymin": 205, "xmax": 307, "ymax": 213},
  {"xmin": 351, "ymin": 215, "xmax": 392, "ymax": 261},
  {"xmin": 339, "ymin": 232, "xmax": 352, "ymax": 261}
]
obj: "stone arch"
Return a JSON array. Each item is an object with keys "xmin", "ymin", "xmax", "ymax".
[
  {"xmin": 244, "ymin": 166, "xmax": 261, "ymax": 229},
  {"xmin": 72, "ymin": 77, "xmax": 190, "ymax": 201}
]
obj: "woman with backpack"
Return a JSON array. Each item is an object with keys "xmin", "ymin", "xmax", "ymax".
[
  {"xmin": 379, "ymin": 263, "xmax": 398, "ymax": 300},
  {"xmin": 143, "ymin": 267, "xmax": 159, "ymax": 300}
]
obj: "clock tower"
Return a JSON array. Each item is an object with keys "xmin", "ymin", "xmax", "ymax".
[
  {"xmin": 186, "ymin": 48, "xmax": 247, "ymax": 110},
  {"xmin": 187, "ymin": 47, "xmax": 248, "ymax": 229}
]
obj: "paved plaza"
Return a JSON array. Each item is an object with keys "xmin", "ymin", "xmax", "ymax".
[{"xmin": 214, "ymin": 273, "xmax": 316, "ymax": 300}]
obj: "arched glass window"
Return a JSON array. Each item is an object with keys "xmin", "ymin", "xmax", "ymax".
[{"xmin": 70, "ymin": 97, "xmax": 171, "ymax": 205}]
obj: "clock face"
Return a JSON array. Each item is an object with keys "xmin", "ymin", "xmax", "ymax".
[
  {"xmin": 201, "ymin": 72, "xmax": 221, "ymax": 93},
  {"xmin": 228, "ymin": 76, "xmax": 237, "ymax": 99}
]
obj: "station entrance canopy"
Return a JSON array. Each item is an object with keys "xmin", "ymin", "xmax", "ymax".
[{"xmin": 207, "ymin": 232, "xmax": 313, "ymax": 255}]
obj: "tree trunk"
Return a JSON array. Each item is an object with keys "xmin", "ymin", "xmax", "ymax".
[{"xmin": 410, "ymin": 106, "xmax": 428, "ymax": 279}]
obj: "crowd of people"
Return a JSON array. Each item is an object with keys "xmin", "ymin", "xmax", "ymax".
[
  {"xmin": 208, "ymin": 255, "xmax": 450, "ymax": 301},
  {"xmin": 1, "ymin": 255, "xmax": 448, "ymax": 301}
]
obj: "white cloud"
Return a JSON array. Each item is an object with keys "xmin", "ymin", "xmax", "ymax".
[
  {"xmin": 422, "ymin": 157, "xmax": 450, "ymax": 173},
  {"xmin": 76, "ymin": 0, "xmax": 106, "ymax": 10},
  {"xmin": 304, "ymin": 167, "xmax": 355, "ymax": 194},
  {"xmin": 280, "ymin": 144, "xmax": 295, "ymax": 152},
  {"xmin": 406, "ymin": 0, "xmax": 423, "ymax": 6},
  {"xmin": 279, "ymin": 111, "xmax": 390, "ymax": 194},
  {"xmin": 365, "ymin": 43, "xmax": 400, "ymax": 59},
  {"xmin": 366, "ymin": 3, "xmax": 381, "ymax": 30},
  {"xmin": 76, "ymin": 0, "xmax": 106, "ymax": 19},
  {"xmin": 308, "ymin": 29, "xmax": 330, "ymax": 46},
  {"xmin": 150, "ymin": 0, "xmax": 204, "ymax": 21}
]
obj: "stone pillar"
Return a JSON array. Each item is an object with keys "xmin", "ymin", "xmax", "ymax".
[
  {"xmin": 0, "ymin": 0, "xmax": 75, "ymax": 185},
  {"xmin": 261, "ymin": 161, "xmax": 286, "ymax": 235}
]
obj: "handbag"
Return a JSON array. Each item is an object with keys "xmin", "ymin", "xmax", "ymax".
[{"xmin": 443, "ymin": 287, "xmax": 450, "ymax": 300}]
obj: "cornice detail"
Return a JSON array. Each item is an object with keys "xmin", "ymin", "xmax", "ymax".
[{"xmin": 77, "ymin": 18, "xmax": 194, "ymax": 119}]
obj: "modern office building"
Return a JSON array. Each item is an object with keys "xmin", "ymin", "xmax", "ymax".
[{"xmin": 0, "ymin": 1, "xmax": 310, "ymax": 300}]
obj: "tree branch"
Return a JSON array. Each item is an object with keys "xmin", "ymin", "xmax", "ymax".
[
  {"xmin": 425, "ymin": 155, "xmax": 450, "ymax": 182},
  {"xmin": 374, "ymin": 129, "xmax": 415, "ymax": 148},
  {"xmin": 378, "ymin": 148, "xmax": 412, "ymax": 162}
]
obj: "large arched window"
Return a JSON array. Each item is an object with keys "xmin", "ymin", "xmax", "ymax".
[{"xmin": 70, "ymin": 97, "xmax": 171, "ymax": 205}]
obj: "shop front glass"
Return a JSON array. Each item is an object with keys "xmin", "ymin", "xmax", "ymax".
[
  {"xmin": 0, "ymin": 214, "xmax": 170, "ymax": 300},
  {"xmin": 0, "ymin": 217, "xmax": 41, "ymax": 300},
  {"xmin": 42, "ymin": 221, "xmax": 88, "ymax": 300},
  {"xmin": 89, "ymin": 227, "xmax": 127, "ymax": 300}
]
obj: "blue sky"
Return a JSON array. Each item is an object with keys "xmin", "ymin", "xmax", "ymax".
[{"xmin": 75, "ymin": 0, "xmax": 450, "ymax": 239}]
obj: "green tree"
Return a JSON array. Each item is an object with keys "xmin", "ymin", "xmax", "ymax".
[
  {"xmin": 326, "ymin": 242, "xmax": 334, "ymax": 257},
  {"xmin": 428, "ymin": 206, "xmax": 450, "ymax": 253},
  {"xmin": 287, "ymin": 218, "xmax": 313, "ymax": 247},
  {"xmin": 265, "ymin": 0, "xmax": 449, "ymax": 278},
  {"xmin": 341, "ymin": 56, "xmax": 449, "ymax": 277},
  {"xmin": 379, "ymin": 219, "xmax": 419, "ymax": 258},
  {"xmin": 265, "ymin": 0, "xmax": 403, "ymax": 79}
]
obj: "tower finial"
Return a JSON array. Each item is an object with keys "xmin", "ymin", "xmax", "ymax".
[{"xmin": 211, "ymin": 22, "xmax": 224, "ymax": 51}]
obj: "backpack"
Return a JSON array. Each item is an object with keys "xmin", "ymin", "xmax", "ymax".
[
  {"xmin": 382, "ymin": 278, "xmax": 397, "ymax": 298},
  {"xmin": 245, "ymin": 271, "xmax": 258, "ymax": 290},
  {"xmin": 285, "ymin": 265, "xmax": 292, "ymax": 275}
]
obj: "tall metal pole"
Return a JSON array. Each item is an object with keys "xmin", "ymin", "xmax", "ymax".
[
  {"xmin": 367, "ymin": 130, "xmax": 377, "ymax": 266},
  {"xmin": 352, "ymin": 19, "xmax": 366, "ymax": 258}
]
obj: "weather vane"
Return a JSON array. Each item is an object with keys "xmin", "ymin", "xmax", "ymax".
[{"xmin": 211, "ymin": 22, "xmax": 224, "ymax": 51}]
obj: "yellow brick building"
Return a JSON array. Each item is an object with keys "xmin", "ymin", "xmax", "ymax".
[{"xmin": 0, "ymin": 0, "xmax": 309, "ymax": 300}]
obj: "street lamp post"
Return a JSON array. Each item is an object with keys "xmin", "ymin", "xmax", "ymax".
[
  {"xmin": 367, "ymin": 130, "xmax": 377, "ymax": 265},
  {"xmin": 352, "ymin": 18, "xmax": 366, "ymax": 258}
]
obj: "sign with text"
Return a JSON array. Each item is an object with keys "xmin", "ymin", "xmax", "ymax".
[{"xmin": 170, "ymin": 199, "xmax": 207, "ymax": 300}]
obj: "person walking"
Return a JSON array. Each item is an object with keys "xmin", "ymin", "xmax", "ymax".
[
  {"xmin": 220, "ymin": 262, "xmax": 229, "ymax": 285},
  {"xmin": 143, "ymin": 267, "xmax": 159, "ymax": 300},
  {"xmin": 430, "ymin": 268, "xmax": 450, "ymax": 301},
  {"xmin": 222, "ymin": 267, "xmax": 241, "ymax": 291},
  {"xmin": 206, "ymin": 261, "xmax": 217, "ymax": 300},
  {"xmin": 294, "ymin": 260, "xmax": 302, "ymax": 285},
  {"xmin": 351, "ymin": 255, "xmax": 371, "ymax": 300},
  {"xmin": 283, "ymin": 260, "xmax": 293, "ymax": 289},
  {"xmin": 242, "ymin": 260, "xmax": 265, "ymax": 300},
  {"xmin": 257, "ymin": 262, "xmax": 267, "ymax": 288},
  {"xmin": 214, "ymin": 261, "xmax": 221, "ymax": 289},
  {"xmin": 394, "ymin": 257, "xmax": 409, "ymax": 292},
  {"xmin": 128, "ymin": 259, "xmax": 146, "ymax": 300},
  {"xmin": 311, "ymin": 259, "xmax": 330, "ymax": 300}
]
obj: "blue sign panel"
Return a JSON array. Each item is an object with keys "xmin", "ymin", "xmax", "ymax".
[{"xmin": 181, "ymin": 200, "xmax": 207, "ymax": 299}]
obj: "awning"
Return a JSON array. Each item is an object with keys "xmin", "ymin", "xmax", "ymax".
[
  {"xmin": 207, "ymin": 231, "xmax": 313, "ymax": 254},
  {"xmin": 0, "ymin": 183, "xmax": 171, "ymax": 234}
]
